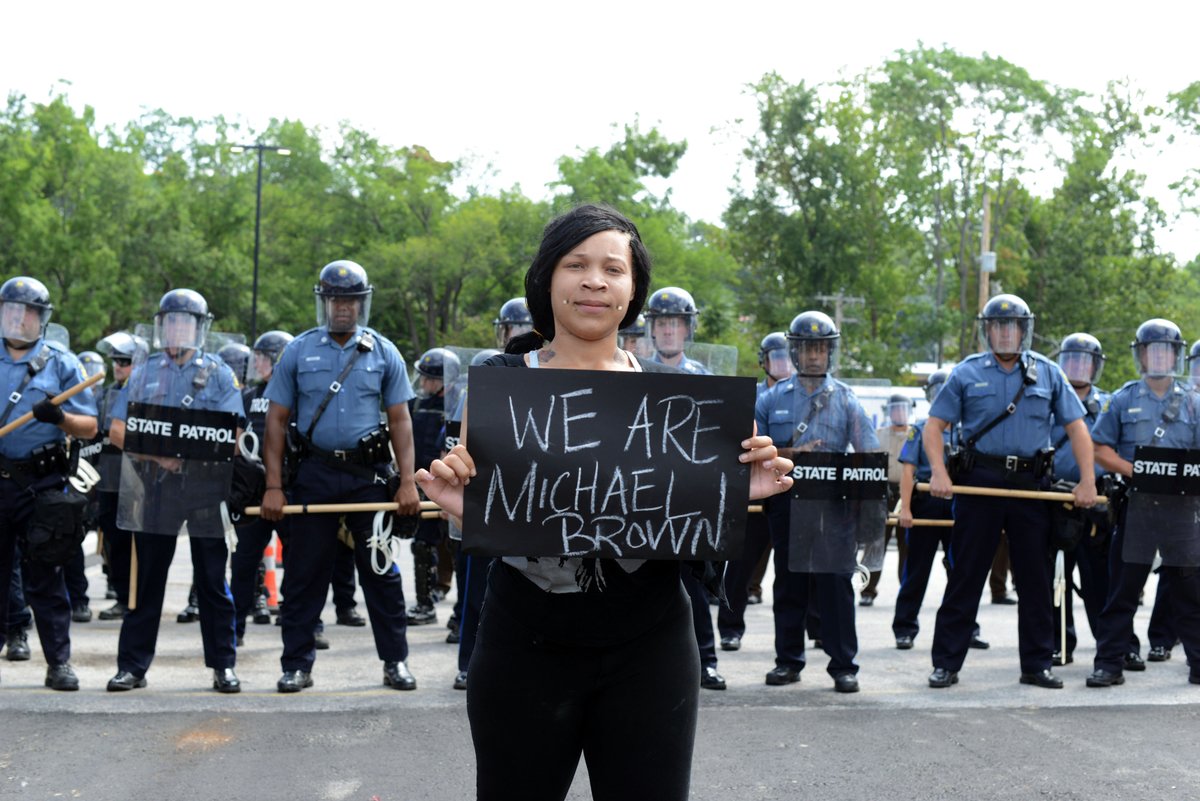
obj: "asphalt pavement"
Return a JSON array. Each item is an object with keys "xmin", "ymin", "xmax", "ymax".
[{"xmin": 2, "ymin": 532, "xmax": 1197, "ymax": 800}]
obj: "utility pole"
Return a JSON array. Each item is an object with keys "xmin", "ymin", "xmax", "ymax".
[
  {"xmin": 977, "ymin": 189, "xmax": 997, "ymax": 353},
  {"xmin": 814, "ymin": 291, "xmax": 865, "ymax": 332}
]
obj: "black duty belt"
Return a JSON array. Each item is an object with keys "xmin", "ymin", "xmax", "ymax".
[
  {"xmin": 973, "ymin": 453, "xmax": 1036, "ymax": 473},
  {"xmin": 306, "ymin": 442, "xmax": 374, "ymax": 467}
]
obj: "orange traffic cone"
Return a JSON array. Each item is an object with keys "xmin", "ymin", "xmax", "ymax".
[{"xmin": 262, "ymin": 534, "xmax": 281, "ymax": 612}]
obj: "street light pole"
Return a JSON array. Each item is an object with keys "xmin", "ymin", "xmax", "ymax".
[{"xmin": 230, "ymin": 143, "xmax": 290, "ymax": 343}]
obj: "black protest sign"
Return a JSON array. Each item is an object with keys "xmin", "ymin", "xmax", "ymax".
[
  {"xmin": 1130, "ymin": 446, "xmax": 1200, "ymax": 496},
  {"xmin": 124, "ymin": 402, "xmax": 239, "ymax": 461},
  {"xmin": 462, "ymin": 367, "xmax": 756, "ymax": 560},
  {"xmin": 789, "ymin": 452, "xmax": 888, "ymax": 500}
]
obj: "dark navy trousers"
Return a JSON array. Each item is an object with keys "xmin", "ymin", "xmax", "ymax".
[
  {"xmin": 98, "ymin": 492, "xmax": 132, "ymax": 607},
  {"xmin": 230, "ymin": 516, "xmax": 276, "ymax": 639},
  {"xmin": 680, "ymin": 567, "xmax": 718, "ymax": 670},
  {"xmin": 280, "ymin": 459, "xmax": 408, "ymax": 673},
  {"xmin": 717, "ymin": 511, "xmax": 771, "ymax": 640},
  {"xmin": 892, "ymin": 494, "xmax": 954, "ymax": 640},
  {"xmin": 0, "ymin": 473, "xmax": 73, "ymax": 665},
  {"xmin": 454, "ymin": 549, "xmax": 491, "ymax": 673},
  {"xmin": 931, "ymin": 467, "xmax": 1054, "ymax": 674},
  {"xmin": 766, "ymin": 497, "xmax": 858, "ymax": 677}
]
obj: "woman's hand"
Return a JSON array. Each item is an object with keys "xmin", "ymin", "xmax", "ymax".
[
  {"xmin": 415, "ymin": 444, "xmax": 476, "ymax": 522},
  {"xmin": 741, "ymin": 426, "xmax": 794, "ymax": 500}
]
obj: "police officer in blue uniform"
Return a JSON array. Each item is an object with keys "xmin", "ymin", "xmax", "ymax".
[
  {"xmin": 106, "ymin": 289, "xmax": 245, "ymax": 693},
  {"xmin": 618, "ymin": 313, "xmax": 655, "ymax": 360},
  {"xmin": 261, "ymin": 260, "xmax": 421, "ymax": 693},
  {"xmin": 66, "ymin": 349, "xmax": 106, "ymax": 623},
  {"xmin": 893, "ymin": 368, "xmax": 989, "ymax": 651},
  {"xmin": 1086, "ymin": 319, "xmax": 1200, "ymax": 687},
  {"xmin": 0, "ymin": 276, "xmax": 97, "ymax": 690},
  {"xmin": 218, "ymin": 342, "xmax": 252, "ymax": 388},
  {"xmin": 229, "ymin": 330, "xmax": 292, "ymax": 642},
  {"xmin": 1048, "ymin": 333, "xmax": 1112, "ymax": 666},
  {"xmin": 718, "ymin": 331, "xmax": 791, "ymax": 651},
  {"xmin": 924, "ymin": 294, "xmax": 1095, "ymax": 689},
  {"xmin": 644, "ymin": 285, "xmax": 724, "ymax": 689},
  {"xmin": 406, "ymin": 347, "xmax": 460, "ymax": 626},
  {"xmin": 493, "ymin": 297, "xmax": 533, "ymax": 348},
  {"xmin": 644, "ymin": 287, "xmax": 710, "ymax": 375},
  {"xmin": 756, "ymin": 311, "xmax": 879, "ymax": 693},
  {"xmin": 93, "ymin": 332, "xmax": 144, "ymax": 622}
]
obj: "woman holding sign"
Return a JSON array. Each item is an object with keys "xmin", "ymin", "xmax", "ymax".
[{"xmin": 417, "ymin": 204, "xmax": 794, "ymax": 801}]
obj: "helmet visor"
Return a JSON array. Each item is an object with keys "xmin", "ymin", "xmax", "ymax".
[
  {"xmin": 650, "ymin": 316, "xmax": 693, "ymax": 358},
  {"xmin": 154, "ymin": 311, "xmax": 208, "ymax": 351},
  {"xmin": 924, "ymin": 382, "xmax": 943, "ymax": 404},
  {"xmin": 1134, "ymin": 341, "xmax": 1185, "ymax": 379},
  {"xmin": 790, "ymin": 339, "xmax": 837, "ymax": 377},
  {"xmin": 887, "ymin": 400, "xmax": 913, "ymax": 426},
  {"xmin": 317, "ymin": 293, "xmax": 371, "ymax": 334},
  {"xmin": 1, "ymin": 301, "xmax": 49, "ymax": 344},
  {"xmin": 1191, "ymin": 358, "xmax": 1200, "ymax": 389},
  {"xmin": 763, "ymin": 349, "xmax": 794, "ymax": 382},
  {"xmin": 1058, "ymin": 351, "xmax": 1101, "ymax": 386},
  {"xmin": 979, "ymin": 318, "xmax": 1032, "ymax": 357},
  {"xmin": 495, "ymin": 321, "xmax": 532, "ymax": 347},
  {"xmin": 249, "ymin": 350, "xmax": 277, "ymax": 384}
]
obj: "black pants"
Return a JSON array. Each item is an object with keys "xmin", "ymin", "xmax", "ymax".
[
  {"xmin": 0, "ymin": 473, "xmax": 73, "ymax": 665},
  {"xmin": 893, "ymin": 494, "xmax": 953, "ymax": 640},
  {"xmin": 717, "ymin": 511, "xmax": 771, "ymax": 640},
  {"xmin": 1052, "ymin": 541, "xmax": 1110, "ymax": 657},
  {"xmin": 467, "ymin": 578, "xmax": 697, "ymax": 801},
  {"xmin": 117, "ymin": 529, "xmax": 236, "ymax": 676},
  {"xmin": 931, "ymin": 467, "xmax": 1054, "ymax": 674},
  {"xmin": 98, "ymin": 492, "xmax": 132, "ymax": 607},
  {"xmin": 281, "ymin": 459, "xmax": 408, "ymax": 673},
  {"xmin": 454, "ymin": 548, "xmax": 490, "ymax": 673},
  {"xmin": 231, "ymin": 516, "xmax": 276, "ymax": 639},
  {"xmin": 680, "ymin": 565, "xmax": 717, "ymax": 669}
]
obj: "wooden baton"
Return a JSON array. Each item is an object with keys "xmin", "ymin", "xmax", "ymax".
[{"xmin": 0, "ymin": 370, "xmax": 105, "ymax": 438}]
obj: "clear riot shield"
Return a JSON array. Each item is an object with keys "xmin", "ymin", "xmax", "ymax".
[
  {"xmin": 116, "ymin": 347, "xmax": 239, "ymax": 536},
  {"xmin": 44, "ymin": 322, "xmax": 70, "ymax": 349},
  {"xmin": 684, "ymin": 342, "xmax": 739, "ymax": 376},
  {"xmin": 1122, "ymin": 446, "xmax": 1200, "ymax": 567},
  {"xmin": 96, "ymin": 383, "xmax": 127, "ymax": 493},
  {"xmin": 788, "ymin": 452, "xmax": 888, "ymax": 573}
]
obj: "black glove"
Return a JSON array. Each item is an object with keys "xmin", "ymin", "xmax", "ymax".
[{"xmin": 32, "ymin": 399, "xmax": 65, "ymax": 425}]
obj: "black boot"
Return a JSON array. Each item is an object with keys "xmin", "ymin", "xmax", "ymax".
[
  {"xmin": 177, "ymin": 585, "xmax": 199, "ymax": 623},
  {"xmin": 406, "ymin": 541, "xmax": 437, "ymax": 625}
]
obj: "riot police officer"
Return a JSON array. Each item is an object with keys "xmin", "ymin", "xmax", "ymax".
[
  {"xmin": 718, "ymin": 331, "xmax": 791, "ymax": 650},
  {"xmin": 230, "ymin": 330, "xmax": 293, "ymax": 642},
  {"xmin": 924, "ymin": 294, "xmax": 1095, "ymax": 689},
  {"xmin": 1086, "ymin": 319, "xmax": 1200, "ymax": 687},
  {"xmin": 861, "ymin": 393, "xmax": 915, "ymax": 606},
  {"xmin": 493, "ymin": 297, "xmax": 533, "ymax": 348},
  {"xmin": 218, "ymin": 342, "xmax": 252, "ymax": 387},
  {"xmin": 0, "ymin": 276, "xmax": 98, "ymax": 690},
  {"xmin": 93, "ymin": 332, "xmax": 145, "ymax": 621},
  {"xmin": 643, "ymin": 287, "xmax": 709, "ymax": 375},
  {"xmin": 261, "ymin": 260, "xmax": 421, "ymax": 693},
  {"xmin": 65, "ymin": 349, "xmax": 107, "ymax": 622},
  {"xmin": 1048, "ymin": 333, "xmax": 1111, "ymax": 666},
  {"xmin": 407, "ymin": 347, "xmax": 460, "ymax": 625},
  {"xmin": 893, "ymin": 369, "xmax": 988, "ymax": 651},
  {"xmin": 106, "ymin": 289, "xmax": 245, "ymax": 693},
  {"xmin": 756, "ymin": 311, "xmax": 879, "ymax": 693},
  {"xmin": 618, "ymin": 313, "xmax": 655, "ymax": 360},
  {"xmin": 1188, "ymin": 340, "xmax": 1200, "ymax": 390}
]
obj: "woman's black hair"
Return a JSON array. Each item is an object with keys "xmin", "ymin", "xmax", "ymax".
[{"xmin": 505, "ymin": 204, "xmax": 652, "ymax": 355}]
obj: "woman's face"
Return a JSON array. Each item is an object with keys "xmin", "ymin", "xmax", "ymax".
[{"xmin": 549, "ymin": 229, "xmax": 635, "ymax": 343}]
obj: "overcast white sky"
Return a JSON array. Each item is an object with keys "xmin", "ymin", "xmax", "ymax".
[{"xmin": 5, "ymin": 0, "xmax": 1198, "ymax": 259}]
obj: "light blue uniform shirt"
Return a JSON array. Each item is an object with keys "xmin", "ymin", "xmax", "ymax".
[
  {"xmin": 929, "ymin": 351, "xmax": 1084, "ymax": 459},
  {"xmin": 755, "ymin": 375, "xmax": 879, "ymax": 454},
  {"xmin": 0, "ymin": 338, "xmax": 97, "ymax": 459},
  {"xmin": 112, "ymin": 350, "xmax": 243, "ymax": 420},
  {"xmin": 1050, "ymin": 386, "xmax": 1108, "ymax": 482},
  {"xmin": 899, "ymin": 418, "xmax": 957, "ymax": 483},
  {"xmin": 652, "ymin": 353, "xmax": 710, "ymax": 375},
  {"xmin": 1090, "ymin": 379, "xmax": 1200, "ymax": 461},
  {"xmin": 265, "ymin": 326, "xmax": 413, "ymax": 452}
]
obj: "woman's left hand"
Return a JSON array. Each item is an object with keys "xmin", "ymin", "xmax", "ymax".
[{"xmin": 741, "ymin": 424, "xmax": 793, "ymax": 500}]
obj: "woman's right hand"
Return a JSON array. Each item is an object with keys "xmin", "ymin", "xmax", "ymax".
[
  {"xmin": 898, "ymin": 506, "xmax": 913, "ymax": 529},
  {"xmin": 415, "ymin": 444, "xmax": 476, "ymax": 522}
]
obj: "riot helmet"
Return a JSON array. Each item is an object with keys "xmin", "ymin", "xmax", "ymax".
[
  {"xmin": 1188, "ymin": 339, "xmax": 1200, "ymax": 388},
  {"xmin": 977, "ymin": 294, "xmax": 1033, "ymax": 358},
  {"xmin": 250, "ymin": 330, "xmax": 294, "ymax": 383},
  {"xmin": 97, "ymin": 331, "xmax": 149, "ymax": 365},
  {"xmin": 1131, "ymin": 318, "xmax": 1185, "ymax": 379},
  {"xmin": 758, "ymin": 331, "xmax": 793, "ymax": 382},
  {"xmin": 493, "ymin": 297, "xmax": 533, "ymax": 347},
  {"xmin": 412, "ymin": 347, "xmax": 461, "ymax": 399},
  {"xmin": 1057, "ymin": 333, "xmax": 1105, "ymax": 387},
  {"xmin": 154, "ymin": 288, "xmax": 212, "ymax": 351},
  {"xmin": 886, "ymin": 393, "xmax": 914, "ymax": 427},
  {"xmin": 469, "ymin": 348, "xmax": 501, "ymax": 368},
  {"xmin": 619, "ymin": 313, "xmax": 654, "ymax": 360},
  {"xmin": 218, "ymin": 342, "xmax": 252, "ymax": 385},
  {"xmin": 924, "ymin": 367, "xmax": 951, "ymax": 404},
  {"xmin": 644, "ymin": 287, "xmax": 698, "ymax": 359},
  {"xmin": 315, "ymin": 260, "xmax": 373, "ymax": 333},
  {"xmin": 78, "ymin": 351, "xmax": 106, "ymax": 380},
  {"xmin": 0, "ymin": 276, "xmax": 53, "ymax": 346},
  {"xmin": 786, "ymin": 311, "xmax": 839, "ymax": 377}
]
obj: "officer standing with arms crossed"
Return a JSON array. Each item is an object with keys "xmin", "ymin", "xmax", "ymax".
[
  {"xmin": 260, "ymin": 260, "xmax": 421, "ymax": 693},
  {"xmin": 924, "ymin": 294, "xmax": 1095, "ymax": 689},
  {"xmin": 0, "ymin": 276, "xmax": 97, "ymax": 690},
  {"xmin": 757, "ymin": 311, "xmax": 878, "ymax": 693},
  {"xmin": 1086, "ymin": 319, "xmax": 1200, "ymax": 688},
  {"xmin": 106, "ymin": 289, "xmax": 244, "ymax": 693}
]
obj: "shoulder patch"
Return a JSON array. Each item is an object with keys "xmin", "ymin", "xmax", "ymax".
[{"xmin": 907, "ymin": 426, "xmax": 917, "ymax": 441}]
